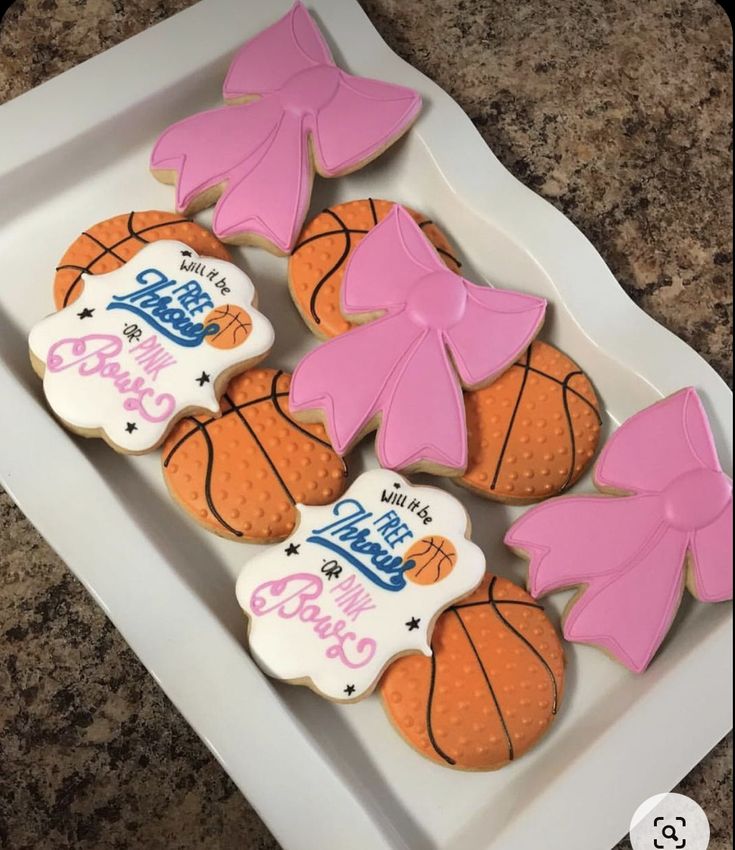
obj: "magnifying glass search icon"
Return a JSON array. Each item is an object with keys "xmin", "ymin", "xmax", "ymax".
[{"xmin": 662, "ymin": 824, "xmax": 680, "ymax": 842}]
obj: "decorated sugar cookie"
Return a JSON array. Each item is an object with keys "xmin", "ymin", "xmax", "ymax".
[
  {"xmin": 289, "ymin": 205, "xmax": 546, "ymax": 475},
  {"xmin": 460, "ymin": 341, "xmax": 602, "ymax": 503},
  {"xmin": 381, "ymin": 574, "xmax": 564, "ymax": 771},
  {"xmin": 29, "ymin": 241, "xmax": 274, "ymax": 454},
  {"xmin": 235, "ymin": 469, "xmax": 486, "ymax": 701},
  {"xmin": 289, "ymin": 198, "xmax": 460, "ymax": 338},
  {"xmin": 506, "ymin": 388, "xmax": 733, "ymax": 673},
  {"xmin": 150, "ymin": 3, "xmax": 422, "ymax": 254},
  {"xmin": 162, "ymin": 367, "xmax": 347, "ymax": 542},
  {"xmin": 54, "ymin": 211, "xmax": 231, "ymax": 309}
]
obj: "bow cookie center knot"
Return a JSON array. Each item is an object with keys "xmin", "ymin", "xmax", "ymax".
[
  {"xmin": 406, "ymin": 271, "xmax": 468, "ymax": 330},
  {"xmin": 277, "ymin": 66, "xmax": 341, "ymax": 116},
  {"xmin": 662, "ymin": 468, "xmax": 732, "ymax": 531}
]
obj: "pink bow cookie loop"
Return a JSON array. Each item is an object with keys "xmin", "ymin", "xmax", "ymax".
[
  {"xmin": 289, "ymin": 205, "xmax": 547, "ymax": 474},
  {"xmin": 149, "ymin": 2, "xmax": 422, "ymax": 254},
  {"xmin": 505, "ymin": 388, "xmax": 733, "ymax": 673}
]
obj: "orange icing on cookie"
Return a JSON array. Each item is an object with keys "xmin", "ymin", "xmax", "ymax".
[
  {"xmin": 161, "ymin": 368, "xmax": 347, "ymax": 542},
  {"xmin": 380, "ymin": 573, "xmax": 564, "ymax": 771},
  {"xmin": 53, "ymin": 210, "xmax": 231, "ymax": 309},
  {"xmin": 288, "ymin": 198, "xmax": 461, "ymax": 338},
  {"xmin": 461, "ymin": 341, "xmax": 601, "ymax": 503}
]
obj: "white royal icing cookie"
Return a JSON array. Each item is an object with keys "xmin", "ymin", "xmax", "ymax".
[
  {"xmin": 29, "ymin": 240, "xmax": 274, "ymax": 453},
  {"xmin": 236, "ymin": 469, "xmax": 487, "ymax": 701}
]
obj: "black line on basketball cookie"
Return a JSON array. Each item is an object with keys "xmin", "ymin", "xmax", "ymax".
[
  {"xmin": 454, "ymin": 598, "xmax": 543, "ymax": 612},
  {"xmin": 409, "ymin": 537, "xmax": 454, "ymax": 583},
  {"xmin": 307, "ymin": 208, "xmax": 354, "ymax": 325},
  {"xmin": 426, "ymin": 651, "xmax": 457, "ymax": 766},
  {"xmin": 488, "ymin": 576, "xmax": 559, "ymax": 714},
  {"xmin": 82, "ymin": 230, "xmax": 127, "ymax": 263},
  {"xmin": 512, "ymin": 362, "xmax": 601, "ymax": 422},
  {"xmin": 58, "ymin": 214, "xmax": 190, "ymax": 307},
  {"xmin": 223, "ymin": 393, "xmax": 296, "ymax": 505},
  {"xmin": 490, "ymin": 345, "xmax": 533, "ymax": 490},
  {"xmin": 207, "ymin": 305, "xmax": 251, "ymax": 345},
  {"xmin": 162, "ymin": 390, "xmax": 290, "ymax": 461},
  {"xmin": 292, "ymin": 227, "xmax": 369, "ymax": 252},
  {"xmin": 368, "ymin": 197, "xmax": 379, "ymax": 225},
  {"xmin": 292, "ymin": 220, "xmax": 370, "ymax": 252},
  {"xmin": 170, "ymin": 417, "xmax": 243, "ymax": 537},
  {"xmin": 56, "ymin": 264, "xmax": 90, "ymax": 273},
  {"xmin": 269, "ymin": 371, "xmax": 337, "ymax": 453},
  {"xmin": 560, "ymin": 370, "xmax": 582, "ymax": 492},
  {"xmin": 124, "ymin": 212, "xmax": 191, "ymax": 244},
  {"xmin": 453, "ymin": 608, "xmax": 514, "ymax": 761},
  {"xmin": 417, "ymin": 219, "xmax": 461, "ymax": 268}
]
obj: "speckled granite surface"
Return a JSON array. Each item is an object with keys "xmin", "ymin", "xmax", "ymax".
[{"xmin": 0, "ymin": 1, "xmax": 732, "ymax": 848}]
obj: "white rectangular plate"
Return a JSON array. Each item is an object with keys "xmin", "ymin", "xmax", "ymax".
[{"xmin": 0, "ymin": 2, "xmax": 732, "ymax": 849}]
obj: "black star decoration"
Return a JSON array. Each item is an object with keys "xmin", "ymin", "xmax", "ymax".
[
  {"xmin": 285, "ymin": 543, "xmax": 300, "ymax": 556},
  {"xmin": 343, "ymin": 684, "xmax": 356, "ymax": 697},
  {"xmin": 180, "ymin": 250, "xmax": 192, "ymax": 257},
  {"xmin": 77, "ymin": 307, "xmax": 94, "ymax": 319},
  {"xmin": 196, "ymin": 371, "xmax": 210, "ymax": 386},
  {"xmin": 125, "ymin": 422, "xmax": 138, "ymax": 434},
  {"xmin": 406, "ymin": 617, "xmax": 420, "ymax": 631}
]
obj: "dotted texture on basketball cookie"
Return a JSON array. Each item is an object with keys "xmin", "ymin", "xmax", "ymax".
[
  {"xmin": 461, "ymin": 341, "xmax": 601, "ymax": 503},
  {"xmin": 380, "ymin": 574, "xmax": 565, "ymax": 771},
  {"xmin": 53, "ymin": 211, "xmax": 230, "ymax": 309},
  {"xmin": 289, "ymin": 198, "xmax": 460, "ymax": 338},
  {"xmin": 162, "ymin": 368, "xmax": 347, "ymax": 542}
]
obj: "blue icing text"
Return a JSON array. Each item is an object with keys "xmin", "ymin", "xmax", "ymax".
[
  {"xmin": 107, "ymin": 268, "xmax": 218, "ymax": 347},
  {"xmin": 307, "ymin": 499, "xmax": 415, "ymax": 592}
]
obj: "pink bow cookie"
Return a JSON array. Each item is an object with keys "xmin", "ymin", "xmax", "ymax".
[
  {"xmin": 150, "ymin": 2, "xmax": 421, "ymax": 254},
  {"xmin": 289, "ymin": 205, "xmax": 547, "ymax": 473},
  {"xmin": 505, "ymin": 388, "xmax": 733, "ymax": 673}
]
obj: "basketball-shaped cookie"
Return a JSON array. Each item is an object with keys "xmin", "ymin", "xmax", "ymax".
[
  {"xmin": 162, "ymin": 368, "xmax": 347, "ymax": 542},
  {"xmin": 203, "ymin": 305, "xmax": 253, "ymax": 350},
  {"xmin": 288, "ymin": 199, "xmax": 461, "ymax": 339},
  {"xmin": 459, "ymin": 341, "xmax": 601, "ymax": 504},
  {"xmin": 54, "ymin": 211, "xmax": 231, "ymax": 309},
  {"xmin": 381, "ymin": 574, "xmax": 564, "ymax": 771},
  {"xmin": 403, "ymin": 536, "xmax": 458, "ymax": 585}
]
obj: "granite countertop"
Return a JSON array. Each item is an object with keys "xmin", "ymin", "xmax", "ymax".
[{"xmin": 0, "ymin": 1, "xmax": 732, "ymax": 848}]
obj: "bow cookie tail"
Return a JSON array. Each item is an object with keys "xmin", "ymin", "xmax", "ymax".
[
  {"xmin": 151, "ymin": 99, "xmax": 310, "ymax": 254},
  {"xmin": 505, "ymin": 492, "xmax": 690, "ymax": 673},
  {"xmin": 290, "ymin": 316, "xmax": 424, "ymax": 458}
]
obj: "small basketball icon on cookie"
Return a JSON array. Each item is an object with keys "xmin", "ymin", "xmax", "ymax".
[
  {"xmin": 403, "ymin": 536, "xmax": 457, "ymax": 585},
  {"xmin": 204, "ymin": 304, "xmax": 252, "ymax": 349}
]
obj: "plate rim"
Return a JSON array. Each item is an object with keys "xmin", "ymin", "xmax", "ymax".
[{"xmin": 0, "ymin": 1, "xmax": 731, "ymax": 849}]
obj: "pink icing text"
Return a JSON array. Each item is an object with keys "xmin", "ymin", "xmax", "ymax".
[
  {"xmin": 46, "ymin": 334, "xmax": 176, "ymax": 424},
  {"xmin": 249, "ymin": 572, "xmax": 377, "ymax": 669}
]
